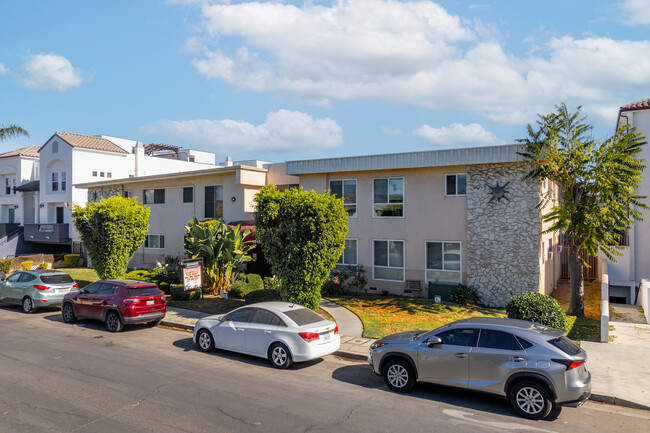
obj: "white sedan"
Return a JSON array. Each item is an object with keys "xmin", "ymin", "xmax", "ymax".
[{"xmin": 193, "ymin": 301, "xmax": 341, "ymax": 368}]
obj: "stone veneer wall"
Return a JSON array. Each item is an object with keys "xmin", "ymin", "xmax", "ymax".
[
  {"xmin": 87, "ymin": 186, "xmax": 122, "ymax": 203},
  {"xmin": 466, "ymin": 163, "xmax": 540, "ymax": 307}
]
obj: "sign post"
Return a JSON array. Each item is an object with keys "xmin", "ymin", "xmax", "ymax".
[{"xmin": 182, "ymin": 258, "xmax": 204, "ymax": 299}]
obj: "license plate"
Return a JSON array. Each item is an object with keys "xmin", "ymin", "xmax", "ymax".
[
  {"xmin": 321, "ymin": 332, "xmax": 331, "ymax": 341},
  {"xmin": 55, "ymin": 289, "xmax": 66, "ymax": 294},
  {"xmin": 146, "ymin": 300, "xmax": 154, "ymax": 306}
]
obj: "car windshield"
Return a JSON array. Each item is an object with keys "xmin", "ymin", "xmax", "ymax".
[
  {"xmin": 127, "ymin": 286, "xmax": 161, "ymax": 297},
  {"xmin": 41, "ymin": 274, "xmax": 75, "ymax": 284},
  {"xmin": 283, "ymin": 308, "xmax": 325, "ymax": 326}
]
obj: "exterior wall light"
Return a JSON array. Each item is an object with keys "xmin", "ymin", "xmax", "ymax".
[{"xmin": 231, "ymin": 196, "xmax": 236, "ymax": 202}]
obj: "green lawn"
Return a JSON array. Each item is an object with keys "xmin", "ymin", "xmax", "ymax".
[{"xmin": 63, "ymin": 268, "xmax": 100, "ymax": 288}]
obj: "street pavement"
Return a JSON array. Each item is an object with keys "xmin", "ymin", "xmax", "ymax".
[{"xmin": 1, "ymin": 304, "xmax": 649, "ymax": 433}]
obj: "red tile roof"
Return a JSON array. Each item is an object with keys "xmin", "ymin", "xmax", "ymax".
[
  {"xmin": 620, "ymin": 98, "xmax": 650, "ymax": 111},
  {"xmin": 41, "ymin": 132, "xmax": 129, "ymax": 154},
  {"xmin": 0, "ymin": 145, "xmax": 41, "ymax": 159}
]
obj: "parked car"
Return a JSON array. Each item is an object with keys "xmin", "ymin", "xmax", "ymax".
[
  {"xmin": 193, "ymin": 302, "xmax": 340, "ymax": 368},
  {"xmin": 0, "ymin": 270, "xmax": 78, "ymax": 313},
  {"xmin": 367, "ymin": 317, "xmax": 591, "ymax": 420},
  {"xmin": 61, "ymin": 279, "xmax": 166, "ymax": 332}
]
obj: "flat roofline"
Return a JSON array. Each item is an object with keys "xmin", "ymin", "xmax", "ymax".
[
  {"xmin": 286, "ymin": 143, "xmax": 525, "ymax": 175},
  {"xmin": 74, "ymin": 165, "xmax": 267, "ymax": 188}
]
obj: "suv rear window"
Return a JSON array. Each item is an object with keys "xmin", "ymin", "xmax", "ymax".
[
  {"xmin": 127, "ymin": 286, "xmax": 162, "ymax": 297},
  {"xmin": 41, "ymin": 274, "xmax": 75, "ymax": 284},
  {"xmin": 283, "ymin": 308, "xmax": 325, "ymax": 326},
  {"xmin": 548, "ymin": 336, "xmax": 581, "ymax": 355}
]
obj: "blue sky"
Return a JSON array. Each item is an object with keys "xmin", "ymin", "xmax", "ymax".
[{"xmin": 1, "ymin": 0, "xmax": 649, "ymax": 163}]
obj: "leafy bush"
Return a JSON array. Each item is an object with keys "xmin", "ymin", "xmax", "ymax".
[
  {"xmin": 254, "ymin": 185, "xmax": 348, "ymax": 310},
  {"xmin": 164, "ymin": 256, "xmax": 182, "ymax": 284},
  {"xmin": 39, "ymin": 262, "xmax": 51, "ymax": 270},
  {"xmin": 345, "ymin": 265, "xmax": 367, "ymax": 293},
  {"xmin": 244, "ymin": 288, "xmax": 282, "ymax": 304},
  {"xmin": 72, "ymin": 196, "xmax": 149, "ymax": 279},
  {"xmin": 64, "ymin": 254, "xmax": 80, "ymax": 268},
  {"xmin": 450, "ymin": 284, "xmax": 482, "ymax": 306},
  {"xmin": 125, "ymin": 270, "xmax": 154, "ymax": 281},
  {"xmin": 0, "ymin": 258, "xmax": 12, "ymax": 274},
  {"xmin": 506, "ymin": 292, "xmax": 567, "ymax": 330},
  {"xmin": 21, "ymin": 261, "xmax": 34, "ymax": 270},
  {"xmin": 230, "ymin": 273, "xmax": 264, "ymax": 298},
  {"xmin": 264, "ymin": 276, "xmax": 281, "ymax": 290},
  {"xmin": 170, "ymin": 285, "xmax": 201, "ymax": 301},
  {"xmin": 322, "ymin": 269, "xmax": 350, "ymax": 296}
]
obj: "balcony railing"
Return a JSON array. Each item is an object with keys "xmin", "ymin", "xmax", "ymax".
[{"xmin": 23, "ymin": 223, "xmax": 71, "ymax": 244}]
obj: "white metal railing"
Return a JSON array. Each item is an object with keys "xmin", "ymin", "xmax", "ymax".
[
  {"xmin": 639, "ymin": 279, "xmax": 650, "ymax": 325},
  {"xmin": 600, "ymin": 260, "xmax": 609, "ymax": 343}
]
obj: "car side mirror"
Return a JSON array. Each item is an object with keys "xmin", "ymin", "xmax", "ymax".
[
  {"xmin": 79, "ymin": 288, "xmax": 87, "ymax": 294},
  {"xmin": 427, "ymin": 336, "xmax": 443, "ymax": 348}
]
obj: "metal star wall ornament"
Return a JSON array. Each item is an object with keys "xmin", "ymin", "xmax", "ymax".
[{"xmin": 486, "ymin": 181, "xmax": 511, "ymax": 203}]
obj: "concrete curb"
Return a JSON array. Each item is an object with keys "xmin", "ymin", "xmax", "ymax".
[{"xmin": 590, "ymin": 394, "xmax": 650, "ymax": 411}]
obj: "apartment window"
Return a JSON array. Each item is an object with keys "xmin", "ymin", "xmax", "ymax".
[
  {"xmin": 52, "ymin": 140, "xmax": 58, "ymax": 153},
  {"xmin": 5, "ymin": 178, "xmax": 15, "ymax": 195},
  {"xmin": 336, "ymin": 239, "xmax": 358, "ymax": 268},
  {"xmin": 373, "ymin": 177, "xmax": 404, "ymax": 217},
  {"xmin": 92, "ymin": 171, "xmax": 98, "ymax": 177},
  {"xmin": 446, "ymin": 174, "xmax": 467, "ymax": 196},
  {"xmin": 107, "ymin": 173, "xmax": 112, "ymax": 178},
  {"xmin": 183, "ymin": 187, "xmax": 194, "ymax": 203},
  {"xmin": 100, "ymin": 172, "xmax": 105, "ymax": 177},
  {"xmin": 123, "ymin": 191, "xmax": 131, "ymax": 198},
  {"xmin": 52, "ymin": 172, "xmax": 59, "ymax": 191},
  {"xmin": 426, "ymin": 241, "xmax": 461, "ymax": 285},
  {"xmin": 373, "ymin": 240, "xmax": 404, "ymax": 281},
  {"xmin": 61, "ymin": 172, "xmax": 66, "ymax": 191},
  {"xmin": 144, "ymin": 234, "xmax": 165, "ymax": 249},
  {"xmin": 143, "ymin": 189, "xmax": 165, "ymax": 204},
  {"xmin": 205, "ymin": 186, "xmax": 223, "ymax": 219},
  {"xmin": 330, "ymin": 179, "xmax": 357, "ymax": 217}
]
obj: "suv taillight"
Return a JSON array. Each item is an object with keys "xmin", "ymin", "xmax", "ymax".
[
  {"xmin": 72, "ymin": 283, "xmax": 78, "ymax": 289},
  {"xmin": 124, "ymin": 298, "xmax": 141, "ymax": 305},
  {"xmin": 33, "ymin": 285, "xmax": 50, "ymax": 291},
  {"xmin": 299, "ymin": 332, "xmax": 319, "ymax": 342},
  {"xmin": 552, "ymin": 359, "xmax": 585, "ymax": 370},
  {"xmin": 334, "ymin": 325, "xmax": 339, "ymax": 335}
]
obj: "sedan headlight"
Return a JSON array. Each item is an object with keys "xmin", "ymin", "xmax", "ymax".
[{"xmin": 370, "ymin": 342, "xmax": 388, "ymax": 350}]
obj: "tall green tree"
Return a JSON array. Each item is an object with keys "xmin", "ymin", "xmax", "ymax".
[
  {"xmin": 0, "ymin": 124, "xmax": 29, "ymax": 141},
  {"xmin": 184, "ymin": 217, "xmax": 255, "ymax": 295},
  {"xmin": 518, "ymin": 104, "xmax": 647, "ymax": 316},
  {"xmin": 254, "ymin": 185, "xmax": 348, "ymax": 310},
  {"xmin": 72, "ymin": 196, "xmax": 150, "ymax": 279}
]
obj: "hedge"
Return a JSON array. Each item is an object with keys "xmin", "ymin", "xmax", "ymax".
[{"xmin": 506, "ymin": 292, "xmax": 567, "ymax": 330}]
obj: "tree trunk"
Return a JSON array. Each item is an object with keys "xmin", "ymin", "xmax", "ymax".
[{"xmin": 568, "ymin": 245, "xmax": 585, "ymax": 317}]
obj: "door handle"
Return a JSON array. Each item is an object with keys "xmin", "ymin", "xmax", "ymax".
[
  {"xmin": 264, "ymin": 330, "xmax": 272, "ymax": 334},
  {"xmin": 455, "ymin": 353, "xmax": 468, "ymax": 358},
  {"xmin": 511, "ymin": 356, "xmax": 525, "ymax": 362},
  {"xmin": 237, "ymin": 328, "xmax": 245, "ymax": 332}
]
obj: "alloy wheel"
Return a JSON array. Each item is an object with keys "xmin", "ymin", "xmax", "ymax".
[
  {"xmin": 387, "ymin": 364, "xmax": 409, "ymax": 389},
  {"xmin": 198, "ymin": 332, "xmax": 212, "ymax": 350},
  {"xmin": 516, "ymin": 386, "xmax": 545, "ymax": 415},
  {"xmin": 272, "ymin": 346, "xmax": 287, "ymax": 366}
]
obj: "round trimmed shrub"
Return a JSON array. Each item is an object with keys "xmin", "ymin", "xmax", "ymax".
[
  {"xmin": 64, "ymin": 254, "xmax": 80, "ymax": 268},
  {"xmin": 506, "ymin": 292, "xmax": 567, "ymax": 330},
  {"xmin": 449, "ymin": 284, "xmax": 482, "ymax": 306},
  {"xmin": 244, "ymin": 289, "xmax": 282, "ymax": 304},
  {"xmin": 170, "ymin": 285, "xmax": 201, "ymax": 301},
  {"xmin": 230, "ymin": 273, "xmax": 264, "ymax": 299}
]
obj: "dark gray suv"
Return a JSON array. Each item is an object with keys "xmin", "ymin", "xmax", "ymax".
[{"xmin": 368, "ymin": 317, "xmax": 591, "ymax": 420}]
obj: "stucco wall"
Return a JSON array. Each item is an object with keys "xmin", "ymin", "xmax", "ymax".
[{"xmin": 466, "ymin": 163, "xmax": 540, "ymax": 307}]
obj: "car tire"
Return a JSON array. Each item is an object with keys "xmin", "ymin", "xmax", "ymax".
[
  {"xmin": 62, "ymin": 303, "xmax": 77, "ymax": 323},
  {"xmin": 22, "ymin": 297, "xmax": 35, "ymax": 314},
  {"xmin": 196, "ymin": 329, "xmax": 215, "ymax": 352},
  {"xmin": 147, "ymin": 319, "xmax": 162, "ymax": 327},
  {"xmin": 105, "ymin": 311, "xmax": 124, "ymax": 333},
  {"xmin": 509, "ymin": 380, "xmax": 554, "ymax": 420},
  {"xmin": 383, "ymin": 358, "xmax": 415, "ymax": 392},
  {"xmin": 269, "ymin": 343, "xmax": 293, "ymax": 369}
]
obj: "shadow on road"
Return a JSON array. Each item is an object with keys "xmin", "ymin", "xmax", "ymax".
[
  {"xmin": 42, "ymin": 312, "xmax": 159, "ymax": 333},
  {"xmin": 171, "ymin": 336, "xmax": 324, "ymax": 370},
  {"xmin": 331, "ymin": 364, "xmax": 563, "ymax": 422}
]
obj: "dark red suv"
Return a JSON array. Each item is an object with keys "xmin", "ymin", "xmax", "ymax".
[{"xmin": 62, "ymin": 279, "xmax": 166, "ymax": 332}]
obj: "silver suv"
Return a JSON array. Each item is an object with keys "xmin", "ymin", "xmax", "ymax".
[{"xmin": 368, "ymin": 317, "xmax": 591, "ymax": 420}]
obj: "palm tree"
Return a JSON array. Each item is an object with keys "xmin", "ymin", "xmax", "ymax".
[{"xmin": 0, "ymin": 124, "xmax": 29, "ymax": 141}]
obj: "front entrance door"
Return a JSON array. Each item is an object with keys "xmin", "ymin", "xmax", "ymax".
[
  {"xmin": 7, "ymin": 208, "xmax": 14, "ymax": 223},
  {"xmin": 56, "ymin": 207, "xmax": 64, "ymax": 224}
]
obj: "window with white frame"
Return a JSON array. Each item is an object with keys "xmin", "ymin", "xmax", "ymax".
[
  {"xmin": 373, "ymin": 240, "xmax": 404, "ymax": 281},
  {"xmin": 4, "ymin": 177, "xmax": 15, "ymax": 195},
  {"xmin": 373, "ymin": 177, "xmax": 404, "ymax": 217},
  {"xmin": 426, "ymin": 241, "xmax": 461, "ymax": 285},
  {"xmin": 144, "ymin": 234, "xmax": 165, "ymax": 249},
  {"xmin": 52, "ymin": 172, "xmax": 58, "ymax": 191},
  {"xmin": 330, "ymin": 179, "xmax": 357, "ymax": 217},
  {"xmin": 51, "ymin": 171, "xmax": 66, "ymax": 192},
  {"xmin": 336, "ymin": 239, "xmax": 358, "ymax": 268},
  {"xmin": 446, "ymin": 174, "xmax": 467, "ymax": 196},
  {"xmin": 143, "ymin": 189, "xmax": 165, "ymax": 204}
]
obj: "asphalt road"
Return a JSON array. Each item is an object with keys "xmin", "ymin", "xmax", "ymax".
[{"xmin": 1, "ymin": 304, "xmax": 649, "ymax": 433}]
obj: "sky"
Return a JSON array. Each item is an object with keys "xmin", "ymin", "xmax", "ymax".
[{"xmin": 1, "ymin": 0, "xmax": 649, "ymax": 163}]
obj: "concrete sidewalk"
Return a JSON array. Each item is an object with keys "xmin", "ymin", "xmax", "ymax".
[{"xmin": 162, "ymin": 304, "xmax": 650, "ymax": 411}]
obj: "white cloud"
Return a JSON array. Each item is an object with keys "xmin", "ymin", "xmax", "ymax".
[
  {"xmin": 0, "ymin": 63, "xmax": 9, "ymax": 75},
  {"xmin": 139, "ymin": 110, "xmax": 343, "ymax": 153},
  {"xmin": 413, "ymin": 123, "xmax": 506, "ymax": 148},
  {"xmin": 619, "ymin": 0, "xmax": 650, "ymax": 25},
  {"xmin": 19, "ymin": 53, "xmax": 90, "ymax": 91},
  {"xmin": 381, "ymin": 125, "xmax": 402, "ymax": 136},
  {"xmin": 180, "ymin": 0, "xmax": 650, "ymax": 124}
]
